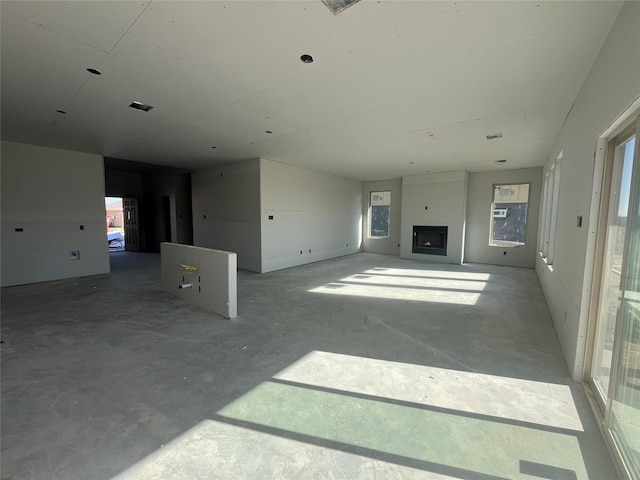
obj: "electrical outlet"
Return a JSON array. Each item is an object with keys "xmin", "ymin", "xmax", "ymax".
[{"xmin": 70, "ymin": 250, "xmax": 80, "ymax": 261}]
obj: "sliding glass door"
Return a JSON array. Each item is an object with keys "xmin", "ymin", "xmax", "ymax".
[
  {"xmin": 609, "ymin": 132, "xmax": 639, "ymax": 478},
  {"xmin": 592, "ymin": 134, "xmax": 635, "ymax": 402},
  {"xmin": 591, "ymin": 116, "xmax": 639, "ymax": 479}
]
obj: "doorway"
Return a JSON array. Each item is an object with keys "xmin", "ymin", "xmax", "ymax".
[
  {"xmin": 105, "ymin": 197, "xmax": 141, "ymax": 252},
  {"xmin": 160, "ymin": 195, "xmax": 172, "ymax": 243},
  {"xmin": 105, "ymin": 197, "xmax": 125, "ymax": 251}
]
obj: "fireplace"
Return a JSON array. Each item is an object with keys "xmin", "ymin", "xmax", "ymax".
[{"xmin": 412, "ymin": 226, "xmax": 448, "ymax": 256}]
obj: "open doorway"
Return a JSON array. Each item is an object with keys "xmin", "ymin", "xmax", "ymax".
[{"xmin": 105, "ymin": 197, "xmax": 125, "ymax": 251}]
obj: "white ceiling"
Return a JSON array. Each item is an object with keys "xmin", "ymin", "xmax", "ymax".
[{"xmin": 0, "ymin": 1, "xmax": 623, "ymax": 181}]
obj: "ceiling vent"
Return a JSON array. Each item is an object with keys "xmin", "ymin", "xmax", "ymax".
[
  {"xmin": 129, "ymin": 101, "xmax": 154, "ymax": 112},
  {"xmin": 321, "ymin": 0, "xmax": 362, "ymax": 15}
]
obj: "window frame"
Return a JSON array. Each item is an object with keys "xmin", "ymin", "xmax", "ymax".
[
  {"xmin": 488, "ymin": 182, "xmax": 531, "ymax": 247},
  {"xmin": 538, "ymin": 152, "xmax": 562, "ymax": 264},
  {"xmin": 368, "ymin": 190, "xmax": 391, "ymax": 239}
]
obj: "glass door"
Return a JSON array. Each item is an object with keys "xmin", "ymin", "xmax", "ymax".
[
  {"xmin": 591, "ymin": 115, "xmax": 639, "ymax": 478},
  {"xmin": 609, "ymin": 132, "xmax": 639, "ymax": 478},
  {"xmin": 592, "ymin": 133, "xmax": 636, "ymax": 404}
]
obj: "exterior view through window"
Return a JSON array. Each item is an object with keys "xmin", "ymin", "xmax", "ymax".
[
  {"xmin": 489, "ymin": 184, "xmax": 529, "ymax": 246},
  {"xmin": 369, "ymin": 191, "xmax": 390, "ymax": 238}
]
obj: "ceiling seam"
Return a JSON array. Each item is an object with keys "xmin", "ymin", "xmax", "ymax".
[{"xmin": 62, "ymin": 1, "xmax": 153, "ymax": 112}]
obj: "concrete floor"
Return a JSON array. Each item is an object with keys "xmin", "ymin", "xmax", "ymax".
[{"xmin": 1, "ymin": 252, "xmax": 618, "ymax": 479}]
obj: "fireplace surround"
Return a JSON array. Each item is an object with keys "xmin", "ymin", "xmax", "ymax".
[{"xmin": 412, "ymin": 225, "xmax": 448, "ymax": 256}]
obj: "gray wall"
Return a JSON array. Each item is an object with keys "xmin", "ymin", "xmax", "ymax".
[
  {"xmin": 1, "ymin": 141, "xmax": 110, "ymax": 286},
  {"xmin": 362, "ymin": 179, "xmax": 402, "ymax": 256},
  {"xmin": 536, "ymin": 1, "xmax": 640, "ymax": 380},
  {"xmin": 260, "ymin": 159, "xmax": 362, "ymax": 273},
  {"xmin": 400, "ymin": 171, "xmax": 467, "ymax": 264},
  {"xmin": 192, "ymin": 159, "xmax": 262, "ymax": 272},
  {"xmin": 104, "ymin": 169, "xmax": 144, "ymax": 199},
  {"xmin": 465, "ymin": 168, "xmax": 542, "ymax": 268}
]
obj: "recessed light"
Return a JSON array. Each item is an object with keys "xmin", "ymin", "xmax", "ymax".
[
  {"xmin": 129, "ymin": 101, "xmax": 154, "ymax": 112},
  {"xmin": 486, "ymin": 132, "xmax": 503, "ymax": 140},
  {"xmin": 56, "ymin": 110, "xmax": 67, "ymax": 114},
  {"xmin": 86, "ymin": 68, "xmax": 102, "ymax": 75},
  {"xmin": 265, "ymin": 130, "xmax": 272, "ymax": 134},
  {"xmin": 300, "ymin": 54, "xmax": 314, "ymax": 64},
  {"xmin": 495, "ymin": 159, "xmax": 507, "ymax": 164}
]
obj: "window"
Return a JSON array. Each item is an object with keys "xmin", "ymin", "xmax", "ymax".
[
  {"xmin": 538, "ymin": 153, "xmax": 562, "ymax": 263},
  {"xmin": 369, "ymin": 191, "xmax": 390, "ymax": 238},
  {"xmin": 489, "ymin": 183, "xmax": 530, "ymax": 247}
]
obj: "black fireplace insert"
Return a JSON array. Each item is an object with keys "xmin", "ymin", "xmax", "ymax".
[{"xmin": 412, "ymin": 225, "xmax": 448, "ymax": 256}]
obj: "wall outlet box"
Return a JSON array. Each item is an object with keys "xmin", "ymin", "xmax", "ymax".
[{"xmin": 70, "ymin": 250, "xmax": 80, "ymax": 260}]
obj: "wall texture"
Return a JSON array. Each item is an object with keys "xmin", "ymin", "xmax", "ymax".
[
  {"xmin": 536, "ymin": 1, "xmax": 640, "ymax": 380},
  {"xmin": 260, "ymin": 159, "xmax": 362, "ymax": 273},
  {"xmin": 192, "ymin": 159, "xmax": 262, "ymax": 272},
  {"xmin": 0, "ymin": 141, "xmax": 110, "ymax": 286},
  {"xmin": 400, "ymin": 171, "xmax": 467, "ymax": 264},
  {"xmin": 465, "ymin": 168, "xmax": 542, "ymax": 268},
  {"xmin": 362, "ymin": 179, "xmax": 402, "ymax": 256}
]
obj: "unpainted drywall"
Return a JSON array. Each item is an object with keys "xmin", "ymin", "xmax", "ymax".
[
  {"xmin": 362, "ymin": 179, "xmax": 402, "ymax": 256},
  {"xmin": 400, "ymin": 171, "xmax": 467, "ymax": 264},
  {"xmin": 192, "ymin": 159, "xmax": 262, "ymax": 272},
  {"xmin": 0, "ymin": 141, "xmax": 110, "ymax": 286},
  {"xmin": 260, "ymin": 159, "xmax": 362, "ymax": 273},
  {"xmin": 465, "ymin": 168, "xmax": 542, "ymax": 268},
  {"xmin": 536, "ymin": 1, "xmax": 640, "ymax": 381},
  {"xmin": 104, "ymin": 169, "xmax": 144, "ymax": 199},
  {"xmin": 161, "ymin": 242, "xmax": 237, "ymax": 319}
]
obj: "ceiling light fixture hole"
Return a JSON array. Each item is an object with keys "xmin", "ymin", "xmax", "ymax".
[
  {"xmin": 300, "ymin": 54, "xmax": 314, "ymax": 64},
  {"xmin": 56, "ymin": 110, "xmax": 67, "ymax": 114},
  {"xmin": 129, "ymin": 101, "xmax": 154, "ymax": 112},
  {"xmin": 265, "ymin": 130, "xmax": 272, "ymax": 134},
  {"xmin": 86, "ymin": 68, "xmax": 102, "ymax": 75}
]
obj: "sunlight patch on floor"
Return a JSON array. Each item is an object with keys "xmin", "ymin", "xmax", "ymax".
[
  {"xmin": 273, "ymin": 351, "xmax": 583, "ymax": 432},
  {"xmin": 309, "ymin": 267, "xmax": 490, "ymax": 305}
]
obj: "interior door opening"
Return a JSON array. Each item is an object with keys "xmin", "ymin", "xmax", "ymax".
[{"xmin": 160, "ymin": 195, "xmax": 172, "ymax": 243}]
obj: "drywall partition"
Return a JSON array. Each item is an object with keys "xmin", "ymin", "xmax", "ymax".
[
  {"xmin": 465, "ymin": 168, "xmax": 542, "ymax": 268},
  {"xmin": 0, "ymin": 141, "xmax": 110, "ymax": 286},
  {"xmin": 400, "ymin": 171, "xmax": 467, "ymax": 264},
  {"xmin": 536, "ymin": 1, "xmax": 640, "ymax": 381},
  {"xmin": 260, "ymin": 158, "xmax": 362, "ymax": 273},
  {"xmin": 161, "ymin": 243, "xmax": 237, "ymax": 319},
  {"xmin": 362, "ymin": 179, "xmax": 402, "ymax": 256},
  {"xmin": 192, "ymin": 159, "xmax": 261, "ymax": 272}
]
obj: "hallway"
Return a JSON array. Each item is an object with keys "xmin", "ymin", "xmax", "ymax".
[{"xmin": 1, "ymin": 253, "xmax": 618, "ymax": 479}]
